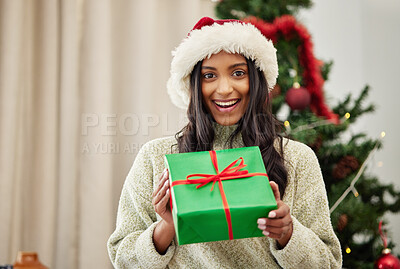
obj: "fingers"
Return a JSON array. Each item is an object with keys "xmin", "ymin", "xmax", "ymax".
[
  {"xmin": 158, "ymin": 188, "xmax": 170, "ymax": 209},
  {"xmin": 152, "ymin": 169, "xmax": 174, "ymax": 224},
  {"xmin": 152, "ymin": 169, "xmax": 170, "ymax": 206},
  {"xmin": 269, "ymin": 201, "xmax": 289, "ymax": 219},
  {"xmin": 257, "ymin": 214, "xmax": 292, "ymax": 230},
  {"xmin": 152, "ymin": 178, "xmax": 170, "ymax": 205},
  {"xmin": 257, "ymin": 200, "xmax": 293, "ymax": 242},
  {"xmin": 257, "ymin": 215, "xmax": 292, "ymax": 240},
  {"xmin": 269, "ymin": 181, "xmax": 281, "ymax": 201},
  {"xmin": 152, "ymin": 169, "xmax": 169, "ymax": 197}
]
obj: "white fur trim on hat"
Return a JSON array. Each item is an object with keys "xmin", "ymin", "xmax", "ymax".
[{"xmin": 167, "ymin": 21, "xmax": 278, "ymax": 109}]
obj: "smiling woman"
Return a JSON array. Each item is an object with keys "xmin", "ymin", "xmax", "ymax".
[
  {"xmin": 201, "ymin": 52, "xmax": 250, "ymax": 126},
  {"xmin": 107, "ymin": 16, "xmax": 342, "ymax": 268}
]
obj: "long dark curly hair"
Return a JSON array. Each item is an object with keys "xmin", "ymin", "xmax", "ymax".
[{"xmin": 175, "ymin": 57, "xmax": 288, "ymax": 197}]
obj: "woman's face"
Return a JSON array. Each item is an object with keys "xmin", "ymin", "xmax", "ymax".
[{"xmin": 201, "ymin": 51, "xmax": 250, "ymax": 126}]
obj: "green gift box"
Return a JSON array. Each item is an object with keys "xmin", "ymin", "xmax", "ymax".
[{"xmin": 164, "ymin": 146, "xmax": 277, "ymax": 245}]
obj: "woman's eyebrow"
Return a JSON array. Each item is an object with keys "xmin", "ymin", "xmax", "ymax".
[
  {"xmin": 230, "ymin": 63, "xmax": 247, "ymax": 68},
  {"xmin": 201, "ymin": 66, "xmax": 217, "ymax": 70},
  {"xmin": 201, "ymin": 63, "xmax": 247, "ymax": 70}
]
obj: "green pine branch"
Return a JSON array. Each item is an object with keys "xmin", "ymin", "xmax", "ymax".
[
  {"xmin": 215, "ymin": 0, "xmax": 312, "ymax": 22},
  {"xmin": 333, "ymin": 85, "xmax": 376, "ymax": 123},
  {"xmin": 320, "ymin": 60, "xmax": 333, "ymax": 81}
]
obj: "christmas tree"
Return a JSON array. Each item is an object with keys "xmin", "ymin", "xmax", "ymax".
[{"xmin": 215, "ymin": 1, "xmax": 400, "ymax": 268}]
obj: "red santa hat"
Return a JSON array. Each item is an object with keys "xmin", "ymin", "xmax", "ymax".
[{"xmin": 167, "ymin": 17, "xmax": 278, "ymax": 109}]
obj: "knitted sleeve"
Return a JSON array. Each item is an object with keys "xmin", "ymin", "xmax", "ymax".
[
  {"xmin": 107, "ymin": 142, "xmax": 176, "ymax": 269},
  {"xmin": 269, "ymin": 142, "xmax": 342, "ymax": 268}
]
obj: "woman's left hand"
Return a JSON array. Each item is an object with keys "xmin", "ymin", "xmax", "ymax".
[{"xmin": 257, "ymin": 181, "xmax": 293, "ymax": 248}]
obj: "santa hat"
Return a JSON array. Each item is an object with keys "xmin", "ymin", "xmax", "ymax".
[{"xmin": 167, "ymin": 17, "xmax": 278, "ymax": 109}]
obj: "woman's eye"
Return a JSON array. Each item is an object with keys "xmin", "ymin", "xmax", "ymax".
[
  {"xmin": 203, "ymin": 73, "xmax": 215, "ymax": 79},
  {"xmin": 233, "ymin": 70, "xmax": 245, "ymax": 77}
]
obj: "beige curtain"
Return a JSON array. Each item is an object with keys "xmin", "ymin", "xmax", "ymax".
[{"xmin": 0, "ymin": 0, "xmax": 215, "ymax": 268}]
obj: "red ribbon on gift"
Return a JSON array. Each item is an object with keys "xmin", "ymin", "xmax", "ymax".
[{"xmin": 171, "ymin": 150, "xmax": 269, "ymax": 240}]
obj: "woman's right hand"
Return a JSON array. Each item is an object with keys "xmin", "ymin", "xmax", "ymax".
[
  {"xmin": 152, "ymin": 168, "xmax": 173, "ymax": 225},
  {"xmin": 152, "ymin": 169, "xmax": 175, "ymax": 254}
]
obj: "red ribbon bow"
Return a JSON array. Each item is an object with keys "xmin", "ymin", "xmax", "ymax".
[{"xmin": 171, "ymin": 150, "xmax": 268, "ymax": 240}]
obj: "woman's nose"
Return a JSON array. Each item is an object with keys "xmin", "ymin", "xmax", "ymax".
[{"xmin": 216, "ymin": 76, "xmax": 233, "ymax": 95}]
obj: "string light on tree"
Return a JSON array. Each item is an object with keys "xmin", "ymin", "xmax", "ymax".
[
  {"xmin": 286, "ymin": 112, "xmax": 350, "ymax": 135},
  {"xmin": 284, "ymin": 120, "xmax": 291, "ymax": 133},
  {"xmin": 330, "ymin": 132, "xmax": 386, "ymax": 214},
  {"xmin": 352, "ymin": 189, "xmax": 359, "ymax": 198}
]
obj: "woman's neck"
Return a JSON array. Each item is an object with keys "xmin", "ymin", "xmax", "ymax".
[{"xmin": 212, "ymin": 122, "xmax": 243, "ymax": 150}]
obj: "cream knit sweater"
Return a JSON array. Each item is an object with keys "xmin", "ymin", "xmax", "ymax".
[{"xmin": 107, "ymin": 124, "xmax": 342, "ymax": 268}]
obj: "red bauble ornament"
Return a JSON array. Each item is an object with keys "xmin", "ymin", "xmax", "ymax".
[
  {"xmin": 375, "ymin": 221, "xmax": 400, "ymax": 269},
  {"xmin": 375, "ymin": 249, "xmax": 400, "ymax": 269},
  {"xmin": 285, "ymin": 86, "xmax": 311, "ymax": 111}
]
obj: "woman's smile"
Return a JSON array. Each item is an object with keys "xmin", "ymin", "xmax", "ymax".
[
  {"xmin": 213, "ymin": 98, "xmax": 241, "ymax": 111},
  {"xmin": 201, "ymin": 51, "xmax": 250, "ymax": 126}
]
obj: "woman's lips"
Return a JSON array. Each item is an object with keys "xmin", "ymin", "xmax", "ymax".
[{"xmin": 213, "ymin": 99, "xmax": 240, "ymax": 112}]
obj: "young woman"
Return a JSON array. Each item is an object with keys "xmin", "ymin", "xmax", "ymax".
[{"xmin": 107, "ymin": 17, "xmax": 342, "ymax": 268}]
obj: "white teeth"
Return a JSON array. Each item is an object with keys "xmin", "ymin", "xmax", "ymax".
[{"xmin": 214, "ymin": 100, "xmax": 238, "ymax": 107}]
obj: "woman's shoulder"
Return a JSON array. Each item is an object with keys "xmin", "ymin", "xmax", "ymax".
[
  {"xmin": 139, "ymin": 136, "xmax": 178, "ymax": 157},
  {"xmin": 278, "ymin": 138, "xmax": 323, "ymax": 187},
  {"xmin": 142, "ymin": 135, "xmax": 177, "ymax": 147}
]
